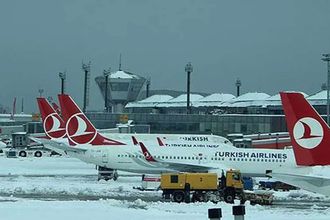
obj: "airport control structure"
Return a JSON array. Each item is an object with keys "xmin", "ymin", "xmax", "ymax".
[{"xmin": 95, "ymin": 69, "xmax": 147, "ymax": 113}]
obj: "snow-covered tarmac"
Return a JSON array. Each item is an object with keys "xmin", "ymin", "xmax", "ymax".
[{"xmin": 0, "ymin": 156, "xmax": 329, "ymax": 220}]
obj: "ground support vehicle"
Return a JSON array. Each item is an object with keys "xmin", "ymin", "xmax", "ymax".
[
  {"xmin": 259, "ymin": 180, "xmax": 298, "ymax": 191},
  {"xmin": 97, "ymin": 166, "xmax": 118, "ymax": 181},
  {"xmin": 160, "ymin": 170, "xmax": 245, "ymax": 204}
]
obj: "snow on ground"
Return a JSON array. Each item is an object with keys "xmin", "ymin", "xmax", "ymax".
[
  {"xmin": 0, "ymin": 156, "xmax": 329, "ymax": 220},
  {"xmin": 1, "ymin": 198, "xmax": 329, "ymax": 220},
  {"xmin": 0, "ymin": 156, "xmax": 96, "ymax": 176}
]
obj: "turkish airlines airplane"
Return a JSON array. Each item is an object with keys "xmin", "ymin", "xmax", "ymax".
[
  {"xmin": 35, "ymin": 94, "xmax": 298, "ymax": 177},
  {"xmin": 35, "ymin": 97, "xmax": 233, "ymax": 153},
  {"xmin": 269, "ymin": 92, "xmax": 330, "ymax": 196}
]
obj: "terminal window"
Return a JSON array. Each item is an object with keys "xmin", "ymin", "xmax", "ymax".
[{"xmin": 110, "ymin": 82, "xmax": 129, "ymax": 91}]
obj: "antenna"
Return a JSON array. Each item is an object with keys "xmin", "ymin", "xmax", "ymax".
[{"xmin": 119, "ymin": 53, "xmax": 122, "ymax": 71}]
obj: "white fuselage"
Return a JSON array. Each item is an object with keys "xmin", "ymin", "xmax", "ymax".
[{"xmin": 59, "ymin": 133, "xmax": 297, "ymax": 177}]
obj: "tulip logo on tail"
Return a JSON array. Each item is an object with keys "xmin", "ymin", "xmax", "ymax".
[
  {"xmin": 144, "ymin": 151, "xmax": 152, "ymax": 160},
  {"xmin": 44, "ymin": 113, "xmax": 66, "ymax": 139},
  {"xmin": 66, "ymin": 113, "xmax": 97, "ymax": 145},
  {"xmin": 293, "ymin": 117, "xmax": 324, "ymax": 149}
]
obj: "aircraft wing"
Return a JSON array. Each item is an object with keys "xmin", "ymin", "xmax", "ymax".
[
  {"xmin": 29, "ymin": 137, "xmax": 87, "ymax": 153},
  {"xmin": 269, "ymin": 172, "xmax": 330, "ymax": 196},
  {"xmin": 270, "ymin": 172, "xmax": 330, "ymax": 187},
  {"xmin": 155, "ymin": 160, "xmax": 226, "ymax": 173}
]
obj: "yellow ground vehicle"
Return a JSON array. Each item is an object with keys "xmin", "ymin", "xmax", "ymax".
[{"xmin": 160, "ymin": 170, "xmax": 245, "ymax": 203}]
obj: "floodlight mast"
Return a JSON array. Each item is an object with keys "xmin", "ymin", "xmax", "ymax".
[
  {"xmin": 103, "ymin": 67, "xmax": 111, "ymax": 112},
  {"xmin": 59, "ymin": 71, "xmax": 66, "ymax": 94},
  {"xmin": 38, "ymin": 88, "xmax": 44, "ymax": 98},
  {"xmin": 185, "ymin": 62, "xmax": 193, "ymax": 114},
  {"xmin": 146, "ymin": 77, "xmax": 151, "ymax": 98},
  {"xmin": 82, "ymin": 61, "xmax": 91, "ymax": 113},
  {"xmin": 322, "ymin": 53, "xmax": 330, "ymax": 125},
  {"xmin": 235, "ymin": 78, "xmax": 241, "ymax": 97}
]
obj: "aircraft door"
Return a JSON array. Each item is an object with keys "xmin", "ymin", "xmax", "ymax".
[{"xmin": 102, "ymin": 151, "xmax": 108, "ymax": 164}]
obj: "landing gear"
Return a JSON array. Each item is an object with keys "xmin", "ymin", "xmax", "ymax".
[{"xmin": 97, "ymin": 166, "xmax": 118, "ymax": 181}]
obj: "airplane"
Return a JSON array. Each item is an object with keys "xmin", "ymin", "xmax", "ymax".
[
  {"xmin": 269, "ymin": 92, "xmax": 330, "ymax": 196},
  {"xmin": 34, "ymin": 97, "xmax": 238, "ymax": 175},
  {"xmin": 35, "ymin": 97, "xmax": 232, "ymax": 152},
  {"xmin": 32, "ymin": 93, "xmax": 300, "ymax": 177}
]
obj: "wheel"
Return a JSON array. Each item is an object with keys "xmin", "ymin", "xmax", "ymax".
[
  {"xmin": 192, "ymin": 192, "xmax": 205, "ymax": 202},
  {"xmin": 34, "ymin": 151, "xmax": 42, "ymax": 157},
  {"xmin": 19, "ymin": 151, "xmax": 27, "ymax": 157},
  {"xmin": 173, "ymin": 191, "xmax": 185, "ymax": 203},
  {"xmin": 225, "ymin": 194, "xmax": 234, "ymax": 203},
  {"xmin": 224, "ymin": 188, "xmax": 235, "ymax": 204}
]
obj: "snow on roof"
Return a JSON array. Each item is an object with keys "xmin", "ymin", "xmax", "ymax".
[
  {"xmin": 198, "ymin": 93, "xmax": 235, "ymax": 102},
  {"xmin": 307, "ymin": 90, "xmax": 327, "ymax": 100},
  {"xmin": 168, "ymin": 94, "xmax": 204, "ymax": 102},
  {"xmin": 110, "ymin": 70, "xmax": 140, "ymax": 79},
  {"xmin": 125, "ymin": 95, "xmax": 173, "ymax": 108},
  {"xmin": 156, "ymin": 94, "xmax": 204, "ymax": 107},
  {"xmin": 126, "ymin": 91, "xmax": 322, "ymax": 109},
  {"xmin": 232, "ymin": 92, "xmax": 270, "ymax": 102},
  {"xmin": 265, "ymin": 94, "xmax": 281, "ymax": 101},
  {"xmin": 194, "ymin": 93, "xmax": 235, "ymax": 107},
  {"xmin": 139, "ymin": 95, "xmax": 173, "ymax": 103},
  {"xmin": 218, "ymin": 92, "xmax": 270, "ymax": 107},
  {"xmin": 260, "ymin": 92, "xmax": 308, "ymax": 107},
  {"xmin": 307, "ymin": 90, "xmax": 327, "ymax": 105}
]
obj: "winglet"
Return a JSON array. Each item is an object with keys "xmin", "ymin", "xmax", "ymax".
[
  {"xmin": 51, "ymin": 102, "xmax": 61, "ymax": 115},
  {"xmin": 280, "ymin": 92, "xmax": 330, "ymax": 166}
]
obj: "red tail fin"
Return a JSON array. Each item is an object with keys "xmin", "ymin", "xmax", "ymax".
[
  {"xmin": 51, "ymin": 102, "xmax": 61, "ymax": 115},
  {"xmin": 58, "ymin": 94, "xmax": 124, "ymax": 146},
  {"xmin": 280, "ymin": 92, "xmax": 330, "ymax": 166},
  {"xmin": 132, "ymin": 136, "xmax": 139, "ymax": 146},
  {"xmin": 37, "ymin": 98, "xmax": 66, "ymax": 139},
  {"xmin": 157, "ymin": 137, "xmax": 165, "ymax": 147},
  {"xmin": 139, "ymin": 142, "xmax": 157, "ymax": 162}
]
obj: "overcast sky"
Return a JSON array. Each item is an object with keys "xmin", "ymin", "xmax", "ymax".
[{"xmin": 1, "ymin": 0, "xmax": 330, "ymax": 113}]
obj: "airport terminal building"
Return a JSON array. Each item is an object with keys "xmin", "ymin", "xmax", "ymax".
[{"xmin": 86, "ymin": 70, "xmax": 328, "ymax": 136}]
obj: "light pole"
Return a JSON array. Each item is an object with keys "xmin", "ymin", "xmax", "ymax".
[
  {"xmin": 322, "ymin": 53, "xmax": 330, "ymax": 125},
  {"xmin": 59, "ymin": 71, "xmax": 66, "ymax": 94},
  {"xmin": 103, "ymin": 67, "xmax": 111, "ymax": 112},
  {"xmin": 235, "ymin": 78, "xmax": 241, "ymax": 97},
  {"xmin": 146, "ymin": 78, "xmax": 151, "ymax": 98},
  {"xmin": 38, "ymin": 88, "xmax": 44, "ymax": 98},
  {"xmin": 82, "ymin": 62, "xmax": 91, "ymax": 113},
  {"xmin": 185, "ymin": 62, "xmax": 193, "ymax": 114}
]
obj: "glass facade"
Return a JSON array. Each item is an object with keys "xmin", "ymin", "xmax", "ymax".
[{"xmin": 86, "ymin": 112, "xmax": 287, "ymax": 136}]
